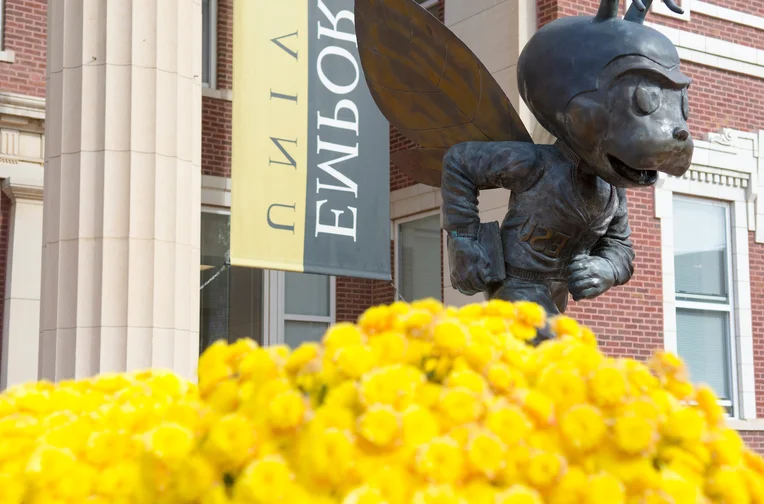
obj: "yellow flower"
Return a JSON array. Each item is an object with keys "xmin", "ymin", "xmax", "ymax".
[
  {"xmin": 286, "ymin": 342, "xmax": 320, "ymax": 374},
  {"xmin": 364, "ymin": 465, "xmax": 415, "ymax": 503},
  {"xmin": 551, "ymin": 316, "xmax": 582, "ymax": 338},
  {"xmin": 203, "ymin": 413, "xmax": 258, "ymax": 471},
  {"xmin": 415, "ymin": 436, "xmax": 466, "ymax": 483},
  {"xmin": 548, "ymin": 466, "xmax": 587, "ymax": 504},
  {"xmin": 238, "ymin": 347, "xmax": 282, "ymax": 383},
  {"xmin": 496, "ymin": 484, "xmax": 544, "ymax": 504},
  {"xmin": 708, "ymin": 428, "xmax": 744, "ymax": 466},
  {"xmin": 402, "ymin": 405, "xmax": 440, "ymax": 447},
  {"xmin": 559, "ymin": 404, "xmax": 605, "ymax": 453},
  {"xmin": 706, "ymin": 466, "xmax": 750, "ymax": 504},
  {"xmin": 649, "ymin": 350, "xmax": 687, "ymax": 380},
  {"xmin": 433, "ymin": 320, "xmax": 468, "ymax": 355},
  {"xmin": 486, "ymin": 362, "xmax": 527, "ymax": 393},
  {"xmin": 460, "ymin": 481, "xmax": 498, "ymax": 504},
  {"xmin": 412, "ymin": 484, "xmax": 462, "ymax": 504},
  {"xmin": 307, "ymin": 428, "xmax": 357, "ymax": 486},
  {"xmin": 663, "ymin": 407, "xmax": 706, "ymax": 443},
  {"xmin": 360, "ymin": 365, "xmax": 423, "ymax": 410},
  {"xmin": 358, "ymin": 405, "xmax": 400, "ymax": 448},
  {"xmin": 589, "ymin": 364, "xmax": 627, "ymax": 408},
  {"xmin": 141, "ymin": 422, "xmax": 195, "ymax": 465},
  {"xmin": 696, "ymin": 385, "xmax": 725, "ymax": 425},
  {"xmin": 485, "ymin": 402, "xmax": 533, "ymax": 446},
  {"xmin": 446, "ymin": 368, "xmax": 488, "ymax": 394},
  {"xmin": 466, "ymin": 429, "xmax": 507, "ymax": 479},
  {"xmin": 343, "ymin": 485, "xmax": 388, "ymax": 504},
  {"xmin": 25, "ymin": 445, "xmax": 76, "ymax": 485},
  {"xmin": 438, "ymin": 387, "xmax": 484, "ymax": 426},
  {"xmin": 267, "ymin": 389, "xmax": 306, "ymax": 430},
  {"xmin": 324, "ymin": 323, "xmax": 365, "ymax": 351},
  {"xmin": 369, "ymin": 331, "xmax": 408, "ymax": 365},
  {"xmin": 536, "ymin": 363, "xmax": 587, "ymax": 412},
  {"xmin": 526, "ymin": 451, "xmax": 566, "ymax": 488},
  {"xmin": 613, "ymin": 413, "xmax": 656, "ymax": 455},
  {"xmin": 173, "ymin": 454, "xmax": 218, "ymax": 503},
  {"xmin": 586, "ymin": 472, "xmax": 626, "ymax": 504},
  {"xmin": 234, "ymin": 455, "xmax": 296, "ymax": 503},
  {"xmin": 513, "ymin": 389, "xmax": 555, "ymax": 426}
]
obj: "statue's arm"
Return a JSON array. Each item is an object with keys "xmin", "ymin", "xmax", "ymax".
[
  {"xmin": 591, "ymin": 188, "xmax": 635, "ymax": 286},
  {"xmin": 441, "ymin": 141, "xmax": 543, "ymax": 235}
]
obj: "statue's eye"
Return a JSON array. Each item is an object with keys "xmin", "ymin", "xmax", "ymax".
[
  {"xmin": 635, "ymin": 85, "xmax": 661, "ymax": 115},
  {"xmin": 681, "ymin": 89, "xmax": 690, "ymax": 120}
]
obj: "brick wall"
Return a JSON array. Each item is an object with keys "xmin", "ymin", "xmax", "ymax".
[
  {"xmin": 566, "ymin": 187, "xmax": 664, "ymax": 360},
  {"xmin": 202, "ymin": 96, "xmax": 232, "ymax": 177},
  {"xmin": 749, "ymin": 234, "xmax": 764, "ymax": 418},
  {"xmin": 0, "ymin": 0, "xmax": 46, "ymax": 98}
]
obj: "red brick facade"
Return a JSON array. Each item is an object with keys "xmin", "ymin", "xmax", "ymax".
[{"xmin": 0, "ymin": 0, "xmax": 46, "ymax": 98}]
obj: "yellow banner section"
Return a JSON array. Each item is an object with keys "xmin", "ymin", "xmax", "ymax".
[{"xmin": 230, "ymin": 0, "xmax": 308, "ymax": 271}]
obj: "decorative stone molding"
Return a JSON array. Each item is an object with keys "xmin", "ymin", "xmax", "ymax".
[
  {"xmin": 0, "ymin": 92, "xmax": 45, "ymax": 121},
  {"xmin": 2, "ymin": 178, "xmax": 43, "ymax": 202}
]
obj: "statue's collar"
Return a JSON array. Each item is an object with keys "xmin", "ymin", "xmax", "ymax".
[{"xmin": 554, "ymin": 140, "xmax": 581, "ymax": 168}]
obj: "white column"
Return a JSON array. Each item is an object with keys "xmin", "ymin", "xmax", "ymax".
[
  {"xmin": 0, "ymin": 178, "xmax": 43, "ymax": 390},
  {"xmin": 40, "ymin": 0, "xmax": 202, "ymax": 381}
]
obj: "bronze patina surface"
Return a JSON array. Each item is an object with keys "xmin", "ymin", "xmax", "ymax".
[{"xmin": 356, "ymin": 0, "xmax": 693, "ymax": 329}]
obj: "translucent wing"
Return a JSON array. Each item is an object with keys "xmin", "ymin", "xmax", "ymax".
[{"xmin": 355, "ymin": 0, "xmax": 533, "ymax": 187}]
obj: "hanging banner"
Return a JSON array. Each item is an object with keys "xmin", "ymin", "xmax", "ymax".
[{"xmin": 231, "ymin": 0, "xmax": 391, "ymax": 280}]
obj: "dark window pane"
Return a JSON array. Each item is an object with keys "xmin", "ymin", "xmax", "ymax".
[
  {"xmin": 399, "ymin": 214, "xmax": 442, "ymax": 302},
  {"xmin": 284, "ymin": 321, "xmax": 329, "ymax": 348},
  {"xmin": 285, "ymin": 272, "xmax": 330, "ymax": 316}
]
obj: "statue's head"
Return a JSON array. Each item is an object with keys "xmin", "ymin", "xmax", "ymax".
[{"xmin": 517, "ymin": 0, "xmax": 694, "ymax": 187}]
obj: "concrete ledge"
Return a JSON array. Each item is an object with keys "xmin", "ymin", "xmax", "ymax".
[
  {"xmin": 727, "ymin": 418, "xmax": 764, "ymax": 431},
  {"xmin": 202, "ymin": 87, "xmax": 233, "ymax": 101},
  {"xmin": 0, "ymin": 50, "xmax": 15, "ymax": 64},
  {"xmin": 0, "ymin": 92, "xmax": 45, "ymax": 120}
]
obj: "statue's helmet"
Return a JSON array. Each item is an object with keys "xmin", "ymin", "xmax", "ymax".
[{"xmin": 517, "ymin": 0, "xmax": 694, "ymax": 187}]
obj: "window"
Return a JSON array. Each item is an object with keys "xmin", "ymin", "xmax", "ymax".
[
  {"xmin": 283, "ymin": 273, "xmax": 335, "ymax": 348},
  {"xmin": 673, "ymin": 196, "xmax": 737, "ymax": 413},
  {"xmin": 0, "ymin": 0, "xmax": 5, "ymax": 51},
  {"xmin": 202, "ymin": 0, "xmax": 217, "ymax": 88},
  {"xmin": 397, "ymin": 213, "xmax": 442, "ymax": 302},
  {"xmin": 200, "ymin": 210, "xmax": 264, "ymax": 351},
  {"xmin": 200, "ymin": 210, "xmax": 334, "ymax": 352}
]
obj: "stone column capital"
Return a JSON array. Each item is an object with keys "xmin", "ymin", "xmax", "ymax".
[{"xmin": 2, "ymin": 177, "xmax": 43, "ymax": 202}]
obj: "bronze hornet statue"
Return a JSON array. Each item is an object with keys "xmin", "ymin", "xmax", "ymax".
[{"xmin": 355, "ymin": 0, "xmax": 693, "ymax": 317}]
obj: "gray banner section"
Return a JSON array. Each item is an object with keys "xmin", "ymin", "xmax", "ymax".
[{"xmin": 304, "ymin": 0, "xmax": 391, "ymax": 281}]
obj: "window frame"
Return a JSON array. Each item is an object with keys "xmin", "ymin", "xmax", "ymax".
[
  {"xmin": 0, "ymin": 0, "xmax": 5, "ymax": 51},
  {"xmin": 394, "ymin": 209, "xmax": 442, "ymax": 303},
  {"xmin": 202, "ymin": 0, "xmax": 218, "ymax": 89},
  {"xmin": 672, "ymin": 195, "xmax": 739, "ymax": 413},
  {"xmin": 200, "ymin": 207, "xmax": 336, "ymax": 348}
]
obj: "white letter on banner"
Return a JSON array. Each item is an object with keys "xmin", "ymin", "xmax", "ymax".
[
  {"xmin": 317, "ymin": 46, "xmax": 360, "ymax": 95},
  {"xmin": 315, "ymin": 138, "xmax": 359, "ymax": 196},
  {"xmin": 317, "ymin": 0, "xmax": 357, "ymax": 46},
  {"xmin": 317, "ymin": 99, "xmax": 360, "ymax": 135},
  {"xmin": 315, "ymin": 201, "xmax": 358, "ymax": 241}
]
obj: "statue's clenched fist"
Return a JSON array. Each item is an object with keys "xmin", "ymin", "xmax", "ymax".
[
  {"xmin": 447, "ymin": 235, "xmax": 503, "ymax": 296},
  {"xmin": 567, "ymin": 255, "xmax": 617, "ymax": 301}
]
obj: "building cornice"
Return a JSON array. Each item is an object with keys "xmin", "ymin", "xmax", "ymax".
[
  {"xmin": 0, "ymin": 92, "xmax": 45, "ymax": 121},
  {"xmin": 2, "ymin": 178, "xmax": 43, "ymax": 202}
]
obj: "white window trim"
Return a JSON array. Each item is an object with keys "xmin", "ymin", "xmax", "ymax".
[
  {"xmin": 672, "ymin": 196, "xmax": 739, "ymax": 413},
  {"xmin": 655, "ymin": 130, "xmax": 759, "ymax": 419},
  {"xmin": 203, "ymin": 0, "xmax": 218, "ymax": 89},
  {"xmin": 418, "ymin": 0, "xmax": 439, "ymax": 9},
  {"xmin": 394, "ymin": 209, "xmax": 441, "ymax": 303},
  {"xmin": 0, "ymin": 0, "xmax": 14, "ymax": 64}
]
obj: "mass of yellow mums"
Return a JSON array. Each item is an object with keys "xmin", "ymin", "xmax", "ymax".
[{"xmin": 2, "ymin": 298, "xmax": 764, "ymax": 503}]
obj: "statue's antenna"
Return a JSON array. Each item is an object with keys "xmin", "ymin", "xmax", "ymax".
[
  {"xmin": 594, "ymin": 0, "xmax": 621, "ymax": 21},
  {"xmin": 624, "ymin": 0, "xmax": 684, "ymax": 24}
]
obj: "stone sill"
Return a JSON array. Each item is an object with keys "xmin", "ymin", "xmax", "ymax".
[
  {"xmin": 0, "ymin": 50, "xmax": 15, "ymax": 64},
  {"xmin": 727, "ymin": 418, "xmax": 764, "ymax": 431},
  {"xmin": 202, "ymin": 87, "xmax": 232, "ymax": 101}
]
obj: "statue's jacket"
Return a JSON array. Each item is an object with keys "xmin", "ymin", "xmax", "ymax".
[{"xmin": 441, "ymin": 141, "xmax": 635, "ymax": 296}]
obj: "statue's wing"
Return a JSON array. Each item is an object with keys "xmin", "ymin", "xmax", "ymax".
[{"xmin": 356, "ymin": 0, "xmax": 533, "ymax": 186}]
